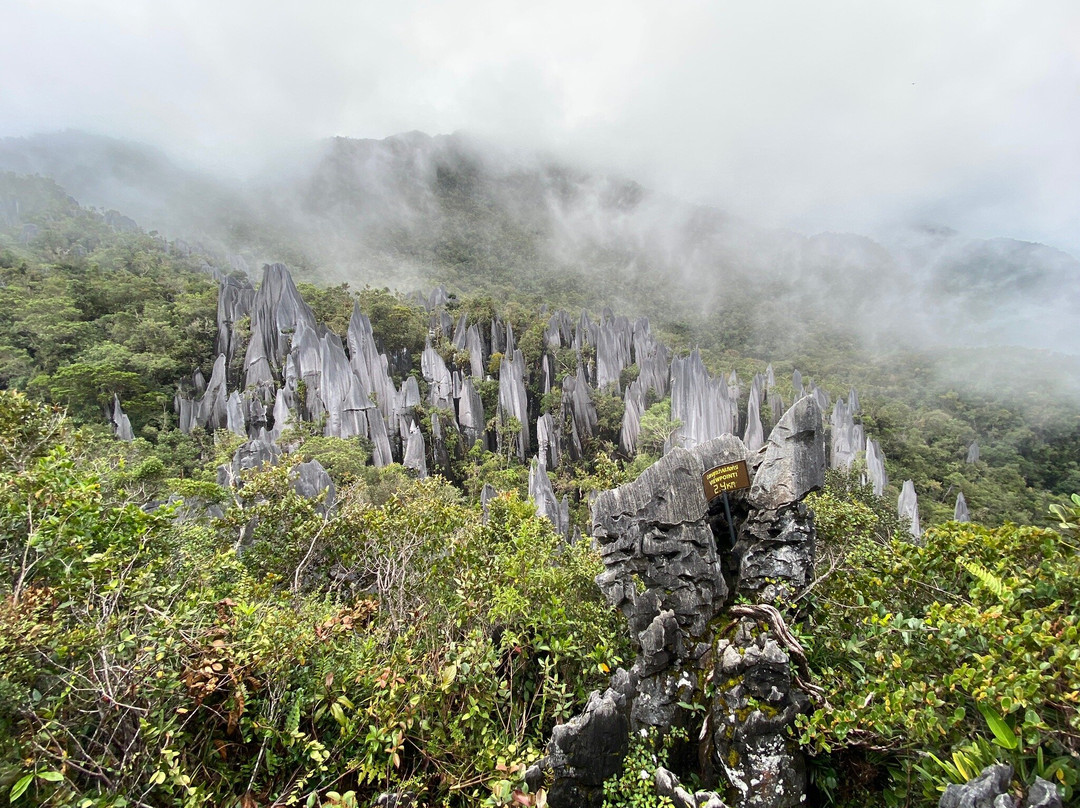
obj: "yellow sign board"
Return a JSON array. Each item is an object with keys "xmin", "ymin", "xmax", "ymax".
[{"xmin": 702, "ymin": 460, "xmax": 750, "ymax": 501}]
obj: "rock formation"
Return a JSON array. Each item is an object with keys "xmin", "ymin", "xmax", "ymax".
[
  {"xmin": 865, "ymin": 438, "xmax": 888, "ymax": 497},
  {"xmin": 898, "ymin": 479, "xmax": 921, "ymax": 539},
  {"xmin": 954, "ymin": 491, "xmax": 970, "ymax": 523},
  {"xmin": 536, "ymin": 397, "xmax": 825, "ymax": 808},
  {"xmin": 111, "ymin": 395, "xmax": 134, "ymax": 441}
]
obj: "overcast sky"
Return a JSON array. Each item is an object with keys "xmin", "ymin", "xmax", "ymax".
[{"xmin": 2, "ymin": 0, "xmax": 1079, "ymax": 252}]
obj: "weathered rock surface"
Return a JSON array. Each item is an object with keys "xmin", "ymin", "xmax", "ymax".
[
  {"xmin": 593, "ymin": 435, "xmax": 748, "ymax": 638},
  {"xmin": 865, "ymin": 438, "xmax": 888, "ymax": 497},
  {"xmin": 111, "ymin": 395, "xmax": 134, "ymax": 441},
  {"xmin": 403, "ymin": 422, "xmax": 428, "ymax": 478},
  {"xmin": 954, "ymin": 491, "xmax": 971, "ymax": 522},
  {"xmin": 669, "ymin": 350, "xmax": 736, "ymax": 451},
  {"xmin": 899, "ymin": 479, "xmax": 921, "ymax": 538},
  {"xmin": 711, "ymin": 619, "xmax": 808, "ymax": 808},
  {"xmin": 1024, "ymin": 777, "xmax": 1063, "ymax": 808},
  {"xmin": 748, "ymin": 395, "xmax": 825, "ymax": 515},
  {"xmin": 939, "ymin": 764, "xmax": 1014, "ymax": 808},
  {"xmin": 290, "ymin": 459, "xmax": 336, "ymax": 513},
  {"xmin": 497, "ymin": 348, "xmax": 530, "ymax": 461},
  {"xmin": 528, "ymin": 669, "xmax": 636, "ymax": 808}
]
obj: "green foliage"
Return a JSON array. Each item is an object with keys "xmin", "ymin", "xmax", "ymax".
[
  {"xmin": 637, "ymin": 399, "xmax": 679, "ymax": 457},
  {"xmin": 601, "ymin": 727, "xmax": 685, "ymax": 808},
  {"xmin": 1049, "ymin": 493, "xmax": 1080, "ymax": 541},
  {"xmin": 799, "ymin": 515, "xmax": 1080, "ymax": 804},
  {"xmin": 0, "ymin": 401, "xmax": 624, "ymax": 806}
]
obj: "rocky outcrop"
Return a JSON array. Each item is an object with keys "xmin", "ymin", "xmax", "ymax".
[
  {"xmin": 668, "ymin": 350, "xmax": 736, "ymax": 451},
  {"xmin": 528, "ymin": 457, "xmax": 570, "ymax": 538},
  {"xmin": 540, "ymin": 399, "xmax": 824, "ymax": 808},
  {"xmin": 743, "ymin": 377, "xmax": 764, "ymax": 453},
  {"xmin": 593, "ymin": 434, "xmax": 746, "ymax": 639},
  {"xmin": 291, "ymin": 459, "xmax": 336, "ymax": 513},
  {"xmin": 898, "ymin": 479, "xmax": 921, "ymax": 539},
  {"xmin": 967, "ymin": 440, "xmax": 981, "ymax": 464},
  {"xmin": 111, "ymin": 395, "xmax": 134, "ymax": 441},
  {"xmin": 403, "ymin": 422, "xmax": 428, "ymax": 478},
  {"xmin": 936, "ymin": 764, "xmax": 1063, "ymax": 808},
  {"xmin": 458, "ymin": 376, "xmax": 487, "ymax": 452},
  {"xmin": 497, "ymin": 348, "xmax": 530, "ymax": 461},
  {"xmin": 955, "ymin": 491, "xmax": 970, "ymax": 523},
  {"xmin": 243, "ymin": 263, "xmax": 318, "ymax": 392},
  {"xmin": 865, "ymin": 438, "xmax": 888, "ymax": 497},
  {"xmin": 529, "ymin": 669, "xmax": 636, "ymax": 808},
  {"xmin": 215, "ymin": 274, "xmax": 254, "ymax": 367}
]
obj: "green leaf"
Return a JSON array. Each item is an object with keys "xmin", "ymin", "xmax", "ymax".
[
  {"xmin": 979, "ymin": 703, "xmax": 1019, "ymax": 750},
  {"xmin": 9, "ymin": 774, "xmax": 33, "ymax": 802},
  {"xmin": 36, "ymin": 772, "xmax": 62, "ymax": 783}
]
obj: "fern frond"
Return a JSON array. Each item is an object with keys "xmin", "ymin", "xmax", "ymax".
[{"xmin": 960, "ymin": 559, "xmax": 1009, "ymax": 602}]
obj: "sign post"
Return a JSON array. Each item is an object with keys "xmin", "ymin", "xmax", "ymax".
[{"xmin": 702, "ymin": 460, "xmax": 751, "ymax": 550}]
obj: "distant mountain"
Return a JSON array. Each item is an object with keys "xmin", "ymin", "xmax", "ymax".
[{"xmin": 1, "ymin": 129, "xmax": 1077, "ymax": 354}]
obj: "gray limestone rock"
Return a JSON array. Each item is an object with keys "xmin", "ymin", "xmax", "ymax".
[
  {"xmin": 111, "ymin": 395, "xmax": 134, "ymax": 441},
  {"xmin": 177, "ymin": 394, "xmax": 194, "ymax": 434},
  {"xmin": 217, "ymin": 440, "xmax": 280, "ymax": 487},
  {"xmin": 368, "ymin": 406, "xmax": 394, "ymax": 467},
  {"xmin": 426, "ymin": 285, "xmax": 449, "ymax": 311},
  {"xmin": 744, "ymin": 380, "xmax": 765, "ymax": 453},
  {"xmin": 1024, "ymin": 777, "xmax": 1063, "ymax": 808},
  {"xmin": 829, "ymin": 398, "xmax": 858, "ymax": 470},
  {"xmin": 865, "ymin": 438, "xmax": 889, "ymax": 497},
  {"xmin": 243, "ymin": 264, "xmax": 317, "ymax": 391},
  {"xmin": 546, "ymin": 310, "xmax": 575, "ymax": 350},
  {"xmin": 215, "ymin": 274, "xmax": 254, "ymax": 368},
  {"xmin": 497, "ymin": 349, "xmax": 530, "ymax": 461},
  {"xmin": 319, "ymin": 333, "xmax": 370, "ymax": 440},
  {"xmin": 536, "ymin": 669, "xmax": 635, "ymax": 808},
  {"xmin": 766, "ymin": 391, "xmax": 785, "ymax": 431},
  {"xmin": 451, "ymin": 313, "xmax": 468, "ymax": 350},
  {"xmin": 898, "ymin": 479, "xmax": 921, "ymax": 538},
  {"xmin": 955, "ymin": 491, "xmax": 971, "ymax": 523},
  {"xmin": 269, "ymin": 389, "xmax": 294, "ymax": 443},
  {"xmin": 596, "ymin": 314, "xmax": 633, "ymax": 391},
  {"xmin": 529, "ymin": 457, "xmax": 569, "ymax": 537},
  {"xmin": 939, "ymin": 764, "xmax": 1013, "ymax": 808},
  {"xmin": 458, "ymin": 376, "xmax": 487, "ymax": 451},
  {"xmin": 290, "ymin": 459, "xmax": 336, "ymax": 513},
  {"xmin": 592, "ymin": 435, "xmax": 747, "ymax": 638},
  {"xmin": 421, "ymin": 339, "xmax": 454, "ymax": 411},
  {"xmin": 347, "ymin": 304, "xmax": 398, "ymax": 421},
  {"xmin": 563, "ymin": 366, "xmax": 597, "ymax": 445},
  {"xmin": 620, "ymin": 379, "xmax": 646, "ymax": 456},
  {"xmin": 748, "ymin": 396, "xmax": 826, "ymax": 514},
  {"xmin": 967, "ymin": 441, "xmax": 981, "ymax": 464},
  {"xmin": 465, "ymin": 323, "xmax": 485, "ymax": 379},
  {"xmin": 537, "ymin": 412, "xmax": 561, "ymax": 469},
  {"xmin": 197, "ymin": 354, "xmax": 229, "ymax": 431},
  {"xmin": 737, "ymin": 505, "xmax": 816, "ymax": 600},
  {"xmin": 711, "ymin": 622, "xmax": 808, "ymax": 808},
  {"xmin": 226, "ymin": 391, "xmax": 247, "ymax": 438},
  {"xmin": 403, "ymin": 423, "xmax": 427, "ymax": 478},
  {"xmin": 668, "ymin": 350, "xmax": 736, "ymax": 451}
]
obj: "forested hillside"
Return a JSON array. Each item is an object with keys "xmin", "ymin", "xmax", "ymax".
[{"xmin": 0, "ymin": 170, "xmax": 1078, "ymax": 807}]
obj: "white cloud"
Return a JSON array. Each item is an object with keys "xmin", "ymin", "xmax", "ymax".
[{"xmin": 2, "ymin": 0, "xmax": 1079, "ymax": 250}]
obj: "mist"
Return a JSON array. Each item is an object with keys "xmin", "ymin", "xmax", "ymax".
[{"xmin": 3, "ymin": 1, "xmax": 1079, "ymax": 248}]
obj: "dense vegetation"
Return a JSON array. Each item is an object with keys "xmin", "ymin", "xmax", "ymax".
[{"xmin": 1, "ymin": 172, "xmax": 1079, "ymax": 805}]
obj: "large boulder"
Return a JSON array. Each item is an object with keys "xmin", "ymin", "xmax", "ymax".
[{"xmin": 592, "ymin": 435, "xmax": 748, "ymax": 639}]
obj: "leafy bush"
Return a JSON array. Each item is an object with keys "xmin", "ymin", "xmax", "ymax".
[{"xmin": 800, "ymin": 508, "xmax": 1080, "ymax": 804}]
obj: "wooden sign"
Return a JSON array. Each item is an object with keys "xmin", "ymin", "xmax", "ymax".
[{"xmin": 702, "ymin": 460, "xmax": 750, "ymax": 501}]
